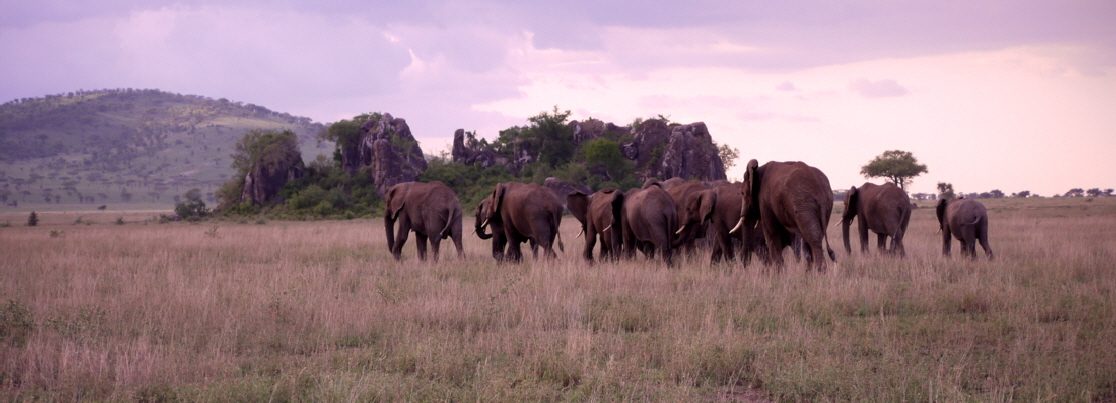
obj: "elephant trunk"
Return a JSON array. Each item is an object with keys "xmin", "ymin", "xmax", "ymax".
[
  {"xmin": 475, "ymin": 220, "xmax": 493, "ymax": 240},
  {"xmin": 385, "ymin": 216, "xmax": 396, "ymax": 252},
  {"xmin": 841, "ymin": 217, "xmax": 852, "ymax": 254}
]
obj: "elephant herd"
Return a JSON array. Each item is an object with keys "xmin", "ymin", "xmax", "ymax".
[{"xmin": 383, "ymin": 159, "xmax": 993, "ymax": 270}]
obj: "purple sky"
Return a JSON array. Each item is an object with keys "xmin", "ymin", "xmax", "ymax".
[{"xmin": 2, "ymin": 0, "xmax": 1114, "ymax": 195}]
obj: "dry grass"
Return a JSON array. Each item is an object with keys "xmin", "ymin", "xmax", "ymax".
[{"xmin": 1, "ymin": 197, "xmax": 1114, "ymax": 402}]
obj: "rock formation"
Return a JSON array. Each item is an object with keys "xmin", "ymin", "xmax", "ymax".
[{"xmin": 351, "ymin": 114, "xmax": 428, "ymax": 196}]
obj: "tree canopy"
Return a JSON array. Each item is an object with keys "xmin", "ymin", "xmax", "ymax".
[{"xmin": 860, "ymin": 150, "xmax": 928, "ymax": 190}]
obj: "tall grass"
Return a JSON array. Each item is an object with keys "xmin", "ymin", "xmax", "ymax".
[{"xmin": 1, "ymin": 197, "xmax": 1113, "ymax": 401}]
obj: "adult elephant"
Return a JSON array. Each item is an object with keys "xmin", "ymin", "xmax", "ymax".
[
  {"xmin": 840, "ymin": 182, "xmax": 912, "ymax": 256},
  {"xmin": 732, "ymin": 159, "xmax": 836, "ymax": 271},
  {"xmin": 678, "ymin": 183, "xmax": 765, "ymax": 265},
  {"xmin": 666, "ymin": 179, "xmax": 711, "ymax": 255},
  {"xmin": 567, "ymin": 188, "xmax": 624, "ymax": 262},
  {"xmin": 476, "ymin": 182, "xmax": 565, "ymax": 262},
  {"xmin": 384, "ymin": 181, "xmax": 464, "ymax": 261},
  {"xmin": 936, "ymin": 198, "xmax": 994, "ymax": 259},
  {"xmin": 622, "ymin": 182, "xmax": 678, "ymax": 267}
]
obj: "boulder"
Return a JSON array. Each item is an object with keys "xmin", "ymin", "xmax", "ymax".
[
  {"xmin": 631, "ymin": 120, "xmax": 726, "ymax": 182},
  {"xmin": 544, "ymin": 177, "xmax": 592, "ymax": 209}
]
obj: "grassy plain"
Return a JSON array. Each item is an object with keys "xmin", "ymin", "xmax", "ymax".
[{"xmin": 1, "ymin": 197, "xmax": 1113, "ymax": 402}]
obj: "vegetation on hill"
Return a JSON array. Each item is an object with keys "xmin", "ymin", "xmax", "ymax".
[{"xmin": 0, "ymin": 89, "xmax": 328, "ymax": 208}]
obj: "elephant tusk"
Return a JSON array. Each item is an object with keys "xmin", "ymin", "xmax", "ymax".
[
  {"xmin": 936, "ymin": 227, "xmax": 942, "ymax": 234},
  {"xmin": 729, "ymin": 217, "xmax": 744, "ymax": 234},
  {"xmin": 675, "ymin": 225, "xmax": 686, "ymax": 235},
  {"xmin": 480, "ymin": 219, "xmax": 488, "ymax": 229},
  {"xmin": 602, "ymin": 224, "xmax": 612, "ymax": 232},
  {"xmin": 576, "ymin": 228, "xmax": 584, "ymax": 239},
  {"xmin": 470, "ymin": 228, "xmax": 476, "ymax": 235},
  {"xmin": 833, "ymin": 220, "xmax": 842, "ymax": 228}
]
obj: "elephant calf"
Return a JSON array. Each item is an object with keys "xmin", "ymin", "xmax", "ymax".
[
  {"xmin": 936, "ymin": 197, "xmax": 993, "ymax": 259},
  {"xmin": 567, "ymin": 188, "xmax": 624, "ymax": 262}
]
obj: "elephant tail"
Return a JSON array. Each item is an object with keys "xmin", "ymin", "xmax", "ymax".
[{"xmin": 440, "ymin": 208, "xmax": 461, "ymax": 239}]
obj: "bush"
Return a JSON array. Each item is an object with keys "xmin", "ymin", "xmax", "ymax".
[
  {"xmin": 174, "ymin": 188, "xmax": 209, "ymax": 220},
  {"xmin": 26, "ymin": 211, "xmax": 38, "ymax": 226}
]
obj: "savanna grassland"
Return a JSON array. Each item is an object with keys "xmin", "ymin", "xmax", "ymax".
[{"xmin": 1, "ymin": 197, "xmax": 1114, "ymax": 402}]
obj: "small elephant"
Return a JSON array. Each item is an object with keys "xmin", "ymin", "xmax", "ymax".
[
  {"xmin": 936, "ymin": 198, "xmax": 993, "ymax": 259},
  {"xmin": 567, "ymin": 188, "xmax": 624, "ymax": 262},
  {"xmin": 732, "ymin": 159, "xmax": 836, "ymax": 271},
  {"xmin": 840, "ymin": 182, "xmax": 912, "ymax": 256},
  {"xmin": 384, "ymin": 181, "xmax": 464, "ymax": 261},
  {"xmin": 476, "ymin": 182, "xmax": 565, "ymax": 263},
  {"xmin": 678, "ymin": 183, "xmax": 765, "ymax": 265},
  {"xmin": 622, "ymin": 182, "xmax": 678, "ymax": 267}
]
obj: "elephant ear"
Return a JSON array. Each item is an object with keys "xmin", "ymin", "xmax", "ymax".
[
  {"xmin": 844, "ymin": 186, "xmax": 859, "ymax": 219},
  {"xmin": 698, "ymin": 189, "xmax": 718, "ymax": 224},
  {"xmin": 384, "ymin": 183, "xmax": 409, "ymax": 220},
  {"xmin": 567, "ymin": 191, "xmax": 589, "ymax": 225},
  {"xmin": 492, "ymin": 183, "xmax": 509, "ymax": 218},
  {"xmin": 935, "ymin": 198, "xmax": 949, "ymax": 228}
]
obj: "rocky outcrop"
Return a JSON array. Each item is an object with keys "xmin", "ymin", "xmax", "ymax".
[
  {"xmin": 632, "ymin": 121, "xmax": 727, "ymax": 181},
  {"xmin": 239, "ymin": 131, "xmax": 305, "ymax": 206},
  {"xmin": 354, "ymin": 114, "xmax": 428, "ymax": 196},
  {"xmin": 452, "ymin": 129, "xmax": 504, "ymax": 169}
]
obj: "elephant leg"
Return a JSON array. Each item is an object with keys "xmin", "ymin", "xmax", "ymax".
[
  {"xmin": 414, "ymin": 232, "xmax": 429, "ymax": 261},
  {"xmin": 584, "ymin": 229, "xmax": 597, "ymax": 262},
  {"xmin": 892, "ymin": 229, "xmax": 906, "ymax": 257},
  {"xmin": 507, "ymin": 240, "xmax": 523, "ymax": 263},
  {"xmin": 764, "ymin": 227, "xmax": 786, "ymax": 270},
  {"xmin": 877, "ymin": 233, "xmax": 888, "ymax": 254},
  {"xmin": 429, "ymin": 235, "xmax": 442, "ymax": 262},
  {"xmin": 859, "ymin": 218, "xmax": 871, "ymax": 254},
  {"xmin": 978, "ymin": 235, "xmax": 994, "ymax": 259}
]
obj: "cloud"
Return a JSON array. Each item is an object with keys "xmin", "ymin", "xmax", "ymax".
[
  {"xmin": 847, "ymin": 78, "xmax": 910, "ymax": 98},
  {"xmin": 776, "ymin": 81, "xmax": 796, "ymax": 91}
]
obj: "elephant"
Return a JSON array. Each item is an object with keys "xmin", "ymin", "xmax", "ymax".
[
  {"xmin": 936, "ymin": 197, "xmax": 993, "ymax": 259},
  {"xmin": 476, "ymin": 182, "xmax": 565, "ymax": 262},
  {"xmin": 384, "ymin": 181, "xmax": 464, "ymax": 261},
  {"xmin": 840, "ymin": 182, "xmax": 912, "ymax": 256},
  {"xmin": 678, "ymin": 183, "xmax": 766, "ymax": 265},
  {"xmin": 567, "ymin": 188, "xmax": 624, "ymax": 262},
  {"xmin": 732, "ymin": 159, "xmax": 836, "ymax": 271},
  {"xmin": 666, "ymin": 179, "xmax": 712, "ymax": 255},
  {"xmin": 621, "ymin": 182, "xmax": 678, "ymax": 267}
]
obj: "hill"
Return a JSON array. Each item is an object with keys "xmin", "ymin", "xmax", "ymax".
[{"xmin": 0, "ymin": 89, "xmax": 330, "ymax": 208}]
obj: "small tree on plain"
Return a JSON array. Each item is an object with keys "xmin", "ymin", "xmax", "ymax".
[
  {"xmin": 860, "ymin": 150, "xmax": 928, "ymax": 190},
  {"xmin": 26, "ymin": 211, "xmax": 38, "ymax": 227},
  {"xmin": 937, "ymin": 182, "xmax": 955, "ymax": 199}
]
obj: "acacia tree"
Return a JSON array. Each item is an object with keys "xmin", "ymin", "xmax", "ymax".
[{"xmin": 860, "ymin": 150, "xmax": 928, "ymax": 190}]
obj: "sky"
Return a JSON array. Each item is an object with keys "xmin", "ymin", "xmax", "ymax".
[{"xmin": 2, "ymin": 0, "xmax": 1114, "ymax": 196}]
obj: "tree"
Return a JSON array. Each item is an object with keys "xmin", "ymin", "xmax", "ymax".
[
  {"xmin": 582, "ymin": 138, "xmax": 631, "ymax": 182},
  {"xmin": 1106, "ymin": 189, "xmax": 1114, "ymax": 197},
  {"xmin": 717, "ymin": 143, "xmax": 740, "ymax": 171},
  {"xmin": 26, "ymin": 211, "xmax": 38, "ymax": 227},
  {"xmin": 175, "ymin": 188, "xmax": 208, "ymax": 220},
  {"xmin": 937, "ymin": 182, "xmax": 955, "ymax": 199},
  {"xmin": 1065, "ymin": 188, "xmax": 1084, "ymax": 197},
  {"xmin": 1013, "ymin": 190, "xmax": 1031, "ymax": 198},
  {"xmin": 523, "ymin": 107, "xmax": 575, "ymax": 169},
  {"xmin": 989, "ymin": 189, "xmax": 1004, "ymax": 198},
  {"xmin": 1086, "ymin": 188, "xmax": 1102, "ymax": 197},
  {"xmin": 860, "ymin": 150, "xmax": 928, "ymax": 190}
]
